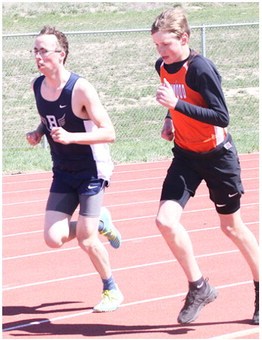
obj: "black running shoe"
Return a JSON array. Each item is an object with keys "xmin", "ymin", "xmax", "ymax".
[
  {"xmin": 177, "ymin": 281, "xmax": 218, "ymax": 324},
  {"xmin": 252, "ymin": 288, "xmax": 259, "ymax": 325}
]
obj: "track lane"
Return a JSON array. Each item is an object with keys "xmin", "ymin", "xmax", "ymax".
[{"xmin": 2, "ymin": 154, "xmax": 259, "ymax": 339}]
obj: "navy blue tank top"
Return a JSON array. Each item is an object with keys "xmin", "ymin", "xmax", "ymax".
[{"xmin": 33, "ymin": 72, "xmax": 113, "ymax": 178}]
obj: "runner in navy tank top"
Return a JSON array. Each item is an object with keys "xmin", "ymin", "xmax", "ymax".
[
  {"xmin": 26, "ymin": 26, "xmax": 123, "ymax": 312},
  {"xmin": 151, "ymin": 7, "xmax": 259, "ymax": 324}
]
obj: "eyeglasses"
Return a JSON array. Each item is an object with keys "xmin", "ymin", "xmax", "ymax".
[{"xmin": 30, "ymin": 48, "xmax": 62, "ymax": 58}]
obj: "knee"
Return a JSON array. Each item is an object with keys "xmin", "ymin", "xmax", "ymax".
[
  {"xmin": 44, "ymin": 211, "xmax": 71, "ymax": 248},
  {"xmin": 155, "ymin": 215, "xmax": 174, "ymax": 234},
  {"xmin": 44, "ymin": 233, "xmax": 63, "ymax": 248},
  {"xmin": 156, "ymin": 201, "xmax": 182, "ymax": 234},
  {"xmin": 219, "ymin": 211, "xmax": 244, "ymax": 239},
  {"xmin": 220, "ymin": 224, "xmax": 233, "ymax": 238},
  {"xmin": 220, "ymin": 222, "xmax": 244, "ymax": 240},
  {"xmin": 77, "ymin": 235, "xmax": 98, "ymax": 253},
  {"xmin": 155, "ymin": 215, "xmax": 165, "ymax": 231}
]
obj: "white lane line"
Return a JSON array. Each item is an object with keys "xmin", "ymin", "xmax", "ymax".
[
  {"xmin": 2, "ymin": 154, "xmax": 258, "ymax": 182},
  {"xmin": 3, "ymin": 188, "xmax": 259, "ymax": 207},
  {"xmin": 3, "ymin": 249, "xmax": 239, "ymax": 291},
  {"xmin": 3, "ymin": 220, "xmax": 258, "ymax": 240},
  {"xmin": 3, "ymin": 221, "xmax": 258, "ymax": 260},
  {"xmin": 2, "ymin": 201, "xmax": 259, "ymax": 221},
  {"xmin": 3, "ymin": 280, "xmax": 253, "ymax": 332},
  {"xmin": 3, "ymin": 175, "xmax": 259, "ymax": 194}
]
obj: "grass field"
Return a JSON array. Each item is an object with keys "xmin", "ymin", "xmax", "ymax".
[
  {"xmin": 2, "ymin": 2, "xmax": 259, "ymax": 32},
  {"xmin": 2, "ymin": 2, "xmax": 259, "ymax": 173}
]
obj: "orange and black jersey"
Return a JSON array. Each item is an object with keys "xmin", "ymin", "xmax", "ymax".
[{"xmin": 155, "ymin": 49, "xmax": 229, "ymax": 152}]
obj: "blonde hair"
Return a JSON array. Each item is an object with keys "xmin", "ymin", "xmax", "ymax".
[{"xmin": 151, "ymin": 6, "xmax": 190, "ymax": 38}]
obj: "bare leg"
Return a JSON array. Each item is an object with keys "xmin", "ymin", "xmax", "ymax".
[
  {"xmin": 76, "ymin": 214, "xmax": 112, "ymax": 280},
  {"xmin": 44, "ymin": 210, "xmax": 76, "ymax": 248},
  {"xmin": 156, "ymin": 200, "xmax": 202, "ymax": 282},
  {"xmin": 219, "ymin": 210, "xmax": 259, "ymax": 281}
]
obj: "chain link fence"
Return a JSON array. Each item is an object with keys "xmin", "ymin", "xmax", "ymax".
[{"xmin": 3, "ymin": 23, "xmax": 259, "ymax": 173}]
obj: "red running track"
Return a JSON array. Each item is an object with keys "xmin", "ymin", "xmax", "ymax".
[{"xmin": 2, "ymin": 153, "xmax": 259, "ymax": 339}]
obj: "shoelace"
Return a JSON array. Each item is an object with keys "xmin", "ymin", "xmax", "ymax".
[
  {"xmin": 101, "ymin": 290, "xmax": 118, "ymax": 302},
  {"xmin": 102, "ymin": 290, "xmax": 110, "ymax": 297},
  {"xmin": 100, "ymin": 229, "xmax": 117, "ymax": 240},
  {"xmin": 182, "ymin": 289, "xmax": 206, "ymax": 308}
]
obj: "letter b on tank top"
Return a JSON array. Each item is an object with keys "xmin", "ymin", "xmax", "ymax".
[{"xmin": 46, "ymin": 115, "xmax": 58, "ymax": 129}]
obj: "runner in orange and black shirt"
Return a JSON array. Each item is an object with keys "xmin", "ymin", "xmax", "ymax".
[
  {"xmin": 152, "ymin": 6, "xmax": 259, "ymax": 325},
  {"xmin": 156, "ymin": 49, "xmax": 228, "ymax": 153}
]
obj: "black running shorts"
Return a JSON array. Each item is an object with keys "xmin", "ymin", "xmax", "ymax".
[{"xmin": 160, "ymin": 135, "xmax": 244, "ymax": 214}]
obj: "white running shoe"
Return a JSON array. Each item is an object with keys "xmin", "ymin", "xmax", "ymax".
[{"xmin": 93, "ymin": 285, "xmax": 124, "ymax": 312}]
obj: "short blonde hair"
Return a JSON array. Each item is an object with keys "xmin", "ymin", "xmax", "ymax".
[{"xmin": 151, "ymin": 6, "xmax": 190, "ymax": 38}]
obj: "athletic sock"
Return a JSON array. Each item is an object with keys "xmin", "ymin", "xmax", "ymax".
[
  {"xmin": 102, "ymin": 276, "xmax": 116, "ymax": 291},
  {"xmin": 189, "ymin": 276, "xmax": 206, "ymax": 291},
  {"xmin": 98, "ymin": 221, "xmax": 104, "ymax": 232},
  {"xmin": 254, "ymin": 280, "xmax": 259, "ymax": 291}
]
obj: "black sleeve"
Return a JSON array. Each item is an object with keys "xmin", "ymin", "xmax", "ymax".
[
  {"xmin": 165, "ymin": 110, "xmax": 171, "ymax": 119},
  {"xmin": 175, "ymin": 56, "xmax": 229, "ymax": 128},
  {"xmin": 155, "ymin": 57, "xmax": 162, "ymax": 76}
]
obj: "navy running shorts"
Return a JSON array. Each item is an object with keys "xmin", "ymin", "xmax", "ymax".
[
  {"xmin": 160, "ymin": 134, "xmax": 244, "ymax": 214},
  {"xmin": 46, "ymin": 169, "xmax": 108, "ymax": 217}
]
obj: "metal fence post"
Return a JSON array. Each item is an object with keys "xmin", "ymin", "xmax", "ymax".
[
  {"xmin": 201, "ymin": 25, "xmax": 206, "ymax": 57},
  {"xmin": 2, "ymin": 23, "xmax": 259, "ymax": 171},
  {"xmin": 42, "ymin": 135, "xmax": 48, "ymax": 150}
]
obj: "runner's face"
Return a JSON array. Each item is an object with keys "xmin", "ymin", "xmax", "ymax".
[
  {"xmin": 33, "ymin": 35, "xmax": 62, "ymax": 72},
  {"xmin": 152, "ymin": 31, "xmax": 187, "ymax": 64}
]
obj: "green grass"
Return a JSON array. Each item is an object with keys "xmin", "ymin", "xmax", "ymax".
[
  {"xmin": 2, "ymin": 2, "xmax": 259, "ymax": 33},
  {"xmin": 2, "ymin": 2, "xmax": 259, "ymax": 173},
  {"xmin": 3, "ymin": 147, "xmax": 52, "ymax": 174}
]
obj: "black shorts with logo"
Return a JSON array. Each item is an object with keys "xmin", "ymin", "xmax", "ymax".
[{"xmin": 160, "ymin": 134, "xmax": 244, "ymax": 214}]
